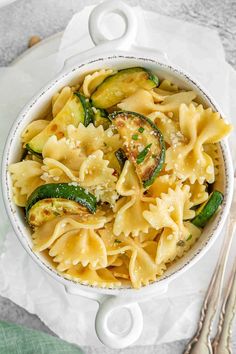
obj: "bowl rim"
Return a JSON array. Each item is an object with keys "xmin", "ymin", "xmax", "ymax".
[{"xmin": 1, "ymin": 54, "xmax": 234, "ymax": 297}]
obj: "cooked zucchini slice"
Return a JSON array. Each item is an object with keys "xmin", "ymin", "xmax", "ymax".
[
  {"xmin": 192, "ymin": 191, "xmax": 223, "ymax": 228},
  {"xmin": 74, "ymin": 92, "xmax": 94, "ymax": 127},
  {"xmin": 110, "ymin": 111, "xmax": 165, "ymax": 187},
  {"xmin": 91, "ymin": 67, "xmax": 159, "ymax": 109},
  {"xmin": 93, "ymin": 108, "xmax": 111, "ymax": 129},
  {"xmin": 26, "ymin": 93, "xmax": 93, "ymax": 155},
  {"xmin": 28, "ymin": 198, "xmax": 89, "ymax": 227},
  {"xmin": 115, "ymin": 148, "xmax": 127, "ymax": 168},
  {"xmin": 26, "ymin": 183, "xmax": 97, "ymax": 220},
  {"xmin": 25, "ymin": 145, "xmax": 43, "ymax": 159},
  {"xmin": 106, "ymin": 148, "xmax": 127, "ymax": 175}
]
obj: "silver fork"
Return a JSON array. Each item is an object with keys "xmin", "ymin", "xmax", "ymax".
[
  {"xmin": 212, "ymin": 257, "xmax": 236, "ymax": 354},
  {"xmin": 184, "ymin": 178, "xmax": 236, "ymax": 354}
]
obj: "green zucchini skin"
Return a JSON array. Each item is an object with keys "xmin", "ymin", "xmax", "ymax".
[
  {"xmin": 93, "ymin": 108, "xmax": 111, "ymax": 129},
  {"xmin": 110, "ymin": 111, "xmax": 165, "ymax": 188},
  {"xmin": 91, "ymin": 67, "xmax": 159, "ymax": 109},
  {"xmin": 74, "ymin": 92, "xmax": 94, "ymax": 126},
  {"xmin": 27, "ymin": 198, "xmax": 89, "ymax": 227},
  {"xmin": 192, "ymin": 191, "xmax": 224, "ymax": 228},
  {"xmin": 105, "ymin": 148, "xmax": 127, "ymax": 176},
  {"xmin": 26, "ymin": 183, "xmax": 97, "ymax": 217},
  {"xmin": 115, "ymin": 149, "xmax": 127, "ymax": 169},
  {"xmin": 25, "ymin": 144, "xmax": 43, "ymax": 159}
]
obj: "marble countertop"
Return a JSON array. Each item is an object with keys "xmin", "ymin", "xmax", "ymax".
[{"xmin": 0, "ymin": 0, "xmax": 235, "ymax": 353}]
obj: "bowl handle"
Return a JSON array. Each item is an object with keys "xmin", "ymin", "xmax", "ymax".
[
  {"xmin": 61, "ymin": 0, "xmax": 170, "ymax": 71},
  {"xmin": 95, "ymin": 296, "xmax": 143, "ymax": 349},
  {"xmin": 65, "ymin": 285, "xmax": 143, "ymax": 348},
  {"xmin": 88, "ymin": 0, "xmax": 137, "ymax": 51},
  {"xmin": 60, "ymin": 0, "xmax": 137, "ymax": 71}
]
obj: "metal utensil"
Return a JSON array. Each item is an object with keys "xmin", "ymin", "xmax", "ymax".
[
  {"xmin": 184, "ymin": 178, "xmax": 236, "ymax": 354},
  {"xmin": 212, "ymin": 258, "xmax": 236, "ymax": 354}
]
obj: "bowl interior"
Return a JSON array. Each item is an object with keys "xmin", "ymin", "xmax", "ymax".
[{"xmin": 2, "ymin": 55, "xmax": 233, "ymax": 295}]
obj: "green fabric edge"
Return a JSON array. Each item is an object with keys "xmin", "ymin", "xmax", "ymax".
[{"xmin": 0, "ymin": 320, "xmax": 84, "ymax": 354}]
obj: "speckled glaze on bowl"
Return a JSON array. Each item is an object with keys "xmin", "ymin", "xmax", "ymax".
[{"xmin": 1, "ymin": 0, "xmax": 234, "ymax": 349}]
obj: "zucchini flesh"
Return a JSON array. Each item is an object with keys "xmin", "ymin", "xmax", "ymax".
[
  {"xmin": 28, "ymin": 198, "xmax": 89, "ymax": 227},
  {"xmin": 91, "ymin": 67, "xmax": 159, "ymax": 109},
  {"xmin": 26, "ymin": 183, "xmax": 97, "ymax": 217},
  {"xmin": 110, "ymin": 111, "xmax": 165, "ymax": 188},
  {"xmin": 192, "ymin": 191, "xmax": 223, "ymax": 228},
  {"xmin": 93, "ymin": 108, "xmax": 111, "ymax": 129},
  {"xmin": 25, "ymin": 145, "xmax": 43, "ymax": 159},
  {"xmin": 26, "ymin": 94, "xmax": 89, "ymax": 155}
]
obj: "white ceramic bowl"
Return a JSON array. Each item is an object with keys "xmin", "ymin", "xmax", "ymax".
[{"xmin": 1, "ymin": 0, "xmax": 234, "ymax": 348}]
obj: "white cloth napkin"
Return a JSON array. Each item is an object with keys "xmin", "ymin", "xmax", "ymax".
[{"xmin": 0, "ymin": 5, "xmax": 236, "ymax": 347}]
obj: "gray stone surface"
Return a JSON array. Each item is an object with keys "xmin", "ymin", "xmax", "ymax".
[{"xmin": 0, "ymin": 0, "xmax": 236, "ymax": 353}]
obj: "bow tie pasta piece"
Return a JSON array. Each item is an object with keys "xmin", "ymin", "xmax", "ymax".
[
  {"xmin": 204, "ymin": 143, "xmax": 224, "ymax": 192},
  {"xmin": 65, "ymin": 265, "xmax": 121, "ymax": 288},
  {"xmin": 113, "ymin": 196, "xmax": 151, "ymax": 237},
  {"xmin": 32, "ymin": 214, "xmax": 107, "ymax": 252},
  {"xmin": 49, "ymin": 228, "xmax": 107, "ymax": 271},
  {"xmin": 141, "ymin": 240, "xmax": 166, "ymax": 276},
  {"xmin": 151, "ymin": 80, "xmax": 179, "ymax": 102},
  {"xmin": 154, "ymin": 91, "xmax": 197, "ymax": 113},
  {"xmin": 21, "ymin": 120, "xmax": 49, "ymax": 146},
  {"xmin": 103, "ymin": 127, "xmax": 123, "ymax": 152},
  {"xmin": 116, "ymin": 160, "xmax": 140, "ymax": 196},
  {"xmin": 147, "ymin": 174, "xmax": 178, "ymax": 198},
  {"xmin": 110, "ymin": 262, "xmax": 130, "ymax": 280},
  {"xmin": 155, "ymin": 222, "xmax": 201, "ymax": 265},
  {"xmin": 129, "ymin": 248, "xmax": 157, "ymax": 288},
  {"xmin": 117, "ymin": 89, "xmax": 156, "ymax": 116},
  {"xmin": 157, "ymin": 79, "xmax": 179, "ymax": 93},
  {"xmin": 79, "ymin": 150, "xmax": 116, "ymax": 186},
  {"xmin": 82, "ymin": 69, "xmax": 115, "ymax": 98},
  {"xmin": 143, "ymin": 185, "xmax": 195, "ymax": 240},
  {"xmin": 8, "ymin": 160, "xmax": 44, "ymax": 206},
  {"xmin": 117, "ymin": 89, "xmax": 196, "ymax": 116},
  {"xmin": 42, "ymin": 135, "xmax": 85, "ymax": 171},
  {"xmin": 151, "ymin": 89, "xmax": 177, "ymax": 103},
  {"xmin": 204, "ymin": 143, "xmax": 220, "ymax": 177},
  {"xmin": 99, "ymin": 223, "xmax": 133, "ymax": 255},
  {"xmin": 138, "ymin": 228, "xmax": 160, "ymax": 243},
  {"xmin": 176, "ymin": 222, "xmax": 202, "ymax": 258},
  {"xmin": 42, "ymin": 158, "xmax": 79, "ymax": 183},
  {"xmin": 113, "ymin": 161, "xmax": 152, "ymax": 236},
  {"xmin": 79, "ymin": 150, "xmax": 118, "ymax": 205},
  {"xmin": 107, "ymin": 255, "xmax": 123, "ymax": 267},
  {"xmin": 99, "ymin": 226, "xmax": 158, "ymax": 288},
  {"xmin": 148, "ymin": 111, "xmax": 179, "ymax": 145},
  {"xmin": 108, "ymin": 254, "xmax": 131, "ymax": 280},
  {"xmin": 125, "ymin": 237, "xmax": 158, "ymax": 288},
  {"xmin": 67, "ymin": 123, "xmax": 105, "ymax": 155},
  {"xmin": 166, "ymin": 104, "xmax": 233, "ymax": 184},
  {"xmin": 52, "ymin": 86, "xmax": 72, "ymax": 117},
  {"xmin": 185, "ymin": 181, "xmax": 209, "ymax": 207}
]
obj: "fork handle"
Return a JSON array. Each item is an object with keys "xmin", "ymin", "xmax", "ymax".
[
  {"xmin": 212, "ymin": 254, "xmax": 236, "ymax": 354},
  {"xmin": 184, "ymin": 219, "xmax": 234, "ymax": 354}
]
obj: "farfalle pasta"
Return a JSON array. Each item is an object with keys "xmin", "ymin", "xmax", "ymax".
[
  {"xmin": 9, "ymin": 66, "xmax": 232, "ymax": 289},
  {"xmin": 165, "ymin": 103, "xmax": 232, "ymax": 183}
]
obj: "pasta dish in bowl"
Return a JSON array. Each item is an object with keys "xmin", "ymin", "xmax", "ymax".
[
  {"xmin": 1, "ymin": 2, "xmax": 234, "ymax": 346},
  {"xmin": 6, "ymin": 66, "xmax": 233, "ymax": 290}
]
